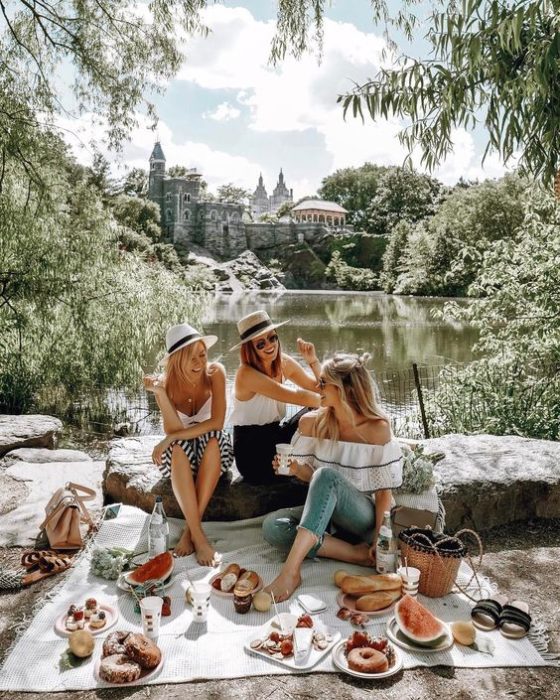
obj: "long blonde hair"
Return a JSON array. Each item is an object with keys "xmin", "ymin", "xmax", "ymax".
[
  {"xmin": 162, "ymin": 341, "xmax": 209, "ymax": 404},
  {"xmin": 313, "ymin": 352, "xmax": 388, "ymax": 441}
]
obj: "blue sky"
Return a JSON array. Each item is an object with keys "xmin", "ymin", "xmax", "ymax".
[{"xmin": 62, "ymin": 2, "xmax": 510, "ymax": 199}]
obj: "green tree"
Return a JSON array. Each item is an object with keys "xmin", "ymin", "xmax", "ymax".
[
  {"xmin": 319, "ymin": 164, "xmax": 384, "ymax": 232},
  {"xmin": 324, "ymin": 251, "xmax": 378, "ymax": 291},
  {"xmin": 276, "ymin": 201, "xmax": 294, "ymax": 219},
  {"xmin": 168, "ymin": 166, "xmax": 191, "ymax": 178},
  {"xmin": 112, "ymin": 196, "xmax": 162, "ymax": 243},
  {"xmin": 379, "ymin": 220, "xmax": 412, "ymax": 293},
  {"xmin": 216, "ymin": 183, "xmax": 250, "ymax": 203},
  {"xmin": 120, "ymin": 168, "xmax": 149, "ymax": 198}
]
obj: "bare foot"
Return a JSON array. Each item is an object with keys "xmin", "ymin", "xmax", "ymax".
[
  {"xmin": 352, "ymin": 542, "xmax": 376, "ymax": 567},
  {"xmin": 192, "ymin": 533, "xmax": 216, "ymax": 567},
  {"xmin": 264, "ymin": 569, "xmax": 302, "ymax": 602},
  {"xmin": 174, "ymin": 528, "xmax": 194, "ymax": 557}
]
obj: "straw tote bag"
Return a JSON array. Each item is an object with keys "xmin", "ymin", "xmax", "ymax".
[{"xmin": 40, "ymin": 482, "xmax": 96, "ymax": 550}]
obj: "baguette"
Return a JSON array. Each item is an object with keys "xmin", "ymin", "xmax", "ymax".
[
  {"xmin": 355, "ymin": 589, "xmax": 401, "ymax": 612},
  {"xmin": 334, "ymin": 569, "xmax": 352, "ymax": 588},
  {"xmin": 341, "ymin": 573, "xmax": 402, "ymax": 596},
  {"xmin": 238, "ymin": 570, "xmax": 259, "ymax": 591},
  {"xmin": 220, "ymin": 563, "xmax": 241, "ymax": 592}
]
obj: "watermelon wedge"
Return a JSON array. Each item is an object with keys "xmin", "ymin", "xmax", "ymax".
[
  {"xmin": 395, "ymin": 594, "xmax": 446, "ymax": 646},
  {"xmin": 125, "ymin": 551, "xmax": 174, "ymax": 585}
]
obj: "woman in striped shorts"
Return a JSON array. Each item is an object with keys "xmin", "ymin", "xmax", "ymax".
[{"xmin": 144, "ymin": 322, "xmax": 233, "ymax": 565}]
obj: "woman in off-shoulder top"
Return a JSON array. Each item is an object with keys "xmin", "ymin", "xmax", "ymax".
[
  {"xmin": 262, "ymin": 352, "xmax": 403, "ymax": 601},
  {"xmin": 143, "ymin": 323, "xmax": 233, "ymax": 566}
]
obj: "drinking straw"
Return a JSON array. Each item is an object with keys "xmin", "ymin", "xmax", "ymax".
[
  {"xmin": 405, "ymin": 556, "xmax": 409, "ymax": 578},
  {"xmin": 270, "ymin": 591, "xmax": 283, "ymax": 633}
]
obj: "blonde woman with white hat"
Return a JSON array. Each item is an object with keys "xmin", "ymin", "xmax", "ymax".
[
  {"xmin": 143, "ymin": 322, "xmax": 233, "ymax": 565},
  {"xmin": 229, "ymin": 310, "xmax": 321, "ymax": 484}
]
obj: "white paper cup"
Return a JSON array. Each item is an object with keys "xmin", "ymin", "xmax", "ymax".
[
  {"xmin": 191, "ymin": 582, "xmax": 212, "ymax": 623},
  {"xmin": 275, "ymin": 443, "xmax": 292, "ymax": 475},
  {"xmin": 397, "ymin": 566, "xmax": 421, "ymax": 597},
  {"xmin": 140, "ymin": 596, "xmax": 163, "ymax": 638}
]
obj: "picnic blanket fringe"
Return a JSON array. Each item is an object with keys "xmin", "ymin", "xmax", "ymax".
[{"xmin": 528, "ymin": 620, "xmax": 560, "ymax": 666}]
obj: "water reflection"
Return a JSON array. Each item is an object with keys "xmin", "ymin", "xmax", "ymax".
[{"xmin": 201, "ymin": 291, "xmax": 478, "ymax": 381}]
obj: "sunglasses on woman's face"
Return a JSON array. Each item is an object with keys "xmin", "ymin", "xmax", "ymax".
[
  {"xmin": 318, "ymin": 377, "xmax": 327, "ymax": 389},
  {"xmin": 254, "ymin": 333, "xmax": 279, "ymax": 351}
]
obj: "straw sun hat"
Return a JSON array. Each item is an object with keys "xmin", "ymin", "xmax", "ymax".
[
  {"xmin": 229, "ymin": 310, "xmax": 289, "ymax": 351},
  {"xmin": 162, "ymin": 322, "xmax": 218, "ymax": 362}
]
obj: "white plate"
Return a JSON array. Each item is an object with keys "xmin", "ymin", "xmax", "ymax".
[
  {"xmin": 55, "ymin": 603, "xmax": 118, "ymax": 637},
  {"xmin": 209, "ymin": 571, "xmax": 263, "ymax": 598},
  {"xmin": 95, "ymin": 651, "xmax": 164, "ymax": 686},
  {"xmin": 331, "ymin": 639, "xmax": 403, "ymax": 679},
  {"xmin": 245, "ymin": 616, "xmax": 340, "ymax": 670},
  {"xmin": 122, "ymin": 559, "xmax": 174, "ymax": 587},
  {"xmin": 336, "ymin": 591, "xmax": 400, "ymax": 618},
  {"xmin": 386, "ymin": 616, "xmax": 454, "ymax": 653},
  {"xmin": 116, "ymin": 573, "xmax": 174, "ymax": 593}
]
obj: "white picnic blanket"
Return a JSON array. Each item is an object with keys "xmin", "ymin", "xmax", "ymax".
[{"xmin": 0, "ymin": 505, "xmax": 553, "ymax": 691}]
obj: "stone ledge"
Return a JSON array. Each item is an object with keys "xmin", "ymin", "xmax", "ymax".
[
  {"xmin": 429, "ymin": 433, "xmax": 560, "ymax": 531},
  {"xmin": 105, "ymin": 433, "xmax": 560, "ymax": 529},
  {"xmin": 103, "ymin": 436, "xmax": 308, "ymax": 521},
  {"xmin": 0, "ymin": 415, "xmax": 63, "ymax": 457}
]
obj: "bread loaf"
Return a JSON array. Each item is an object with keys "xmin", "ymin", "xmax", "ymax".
[
  {"xmin": 341, "ymin": 573, "xmax": 402, "ymax": 596},
  {"xmin": 334, "ymin": 569, "xmax": 352, "ymax": 588},
  {"xmin": 220, "ymin": 563, "xmax": 241, "ymax": 592},
  {"xmin": 238, "ymin": 570, "xmax": 259, "ymax": 591},
  {"xmin": 355, "ymin": 589, "xmax": 401, "ymax": 611}
]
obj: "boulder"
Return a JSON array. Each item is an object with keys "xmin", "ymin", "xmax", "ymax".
[
  {"xmin": 429, "ymin": 433, "xmax": 560, "ymax": 531},
  {"xmin": 104, "ymin": 436, "xmax": 308, "ymax": 520},
  {"xmin": 2, "ymin": 447, "xmax": 91, "ymax": 465},
  {"xmin": 0, "ymin": 414, "xmax": 63, "ymax": 457}
]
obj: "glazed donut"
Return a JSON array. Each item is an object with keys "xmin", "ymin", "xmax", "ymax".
[
  {"xmin": 99, "ymin": 654, "xmax": 141, "ymax": 684},
  {"xmin": 124, "ymin": 633, "xmax": 161, "ymax": 670},
  {"xmin": 347, "ymin": 647, "xmax": 389, "ymax": 674},
  {"xmin": 102, "ymin": 630, "xmax": 130, "ymax": 657}
]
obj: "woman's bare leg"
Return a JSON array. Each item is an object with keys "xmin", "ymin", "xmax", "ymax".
[
  {"xmin": 170, "ymin": 444, "xmax": 201, "ymax": 557},
  {"xmin": 265, "ymin": 531, "xmax": 374, "ymax": 602},
  {"xmin": 192, "ymin": 438, "xmax": 222, "ymax": 566}
]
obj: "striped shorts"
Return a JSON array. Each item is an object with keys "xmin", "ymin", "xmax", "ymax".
[{"xmin": 159, "ymin": 430, "xmax": 233, "ymax": 478}]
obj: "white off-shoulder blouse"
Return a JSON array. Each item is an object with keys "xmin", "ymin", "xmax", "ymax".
[{"xmin": 290, "ymin": 431, "xmax": 403, "ymax": 494}]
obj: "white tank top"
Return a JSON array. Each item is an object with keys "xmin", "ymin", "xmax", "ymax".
[
  {"xmin": 177, "ymin": 396, "xmax": 212, "ymax": 427},
  {"xmin": 229, "ymin": 392, "xmax": 286, "ymax": 426}
]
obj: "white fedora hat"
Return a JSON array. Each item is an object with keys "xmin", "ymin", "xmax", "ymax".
[
  {"xmin": 163, "ymin": 323, "xmax": 218, "ymax": 361},
  {"xmin": 229, "ymin": 310, "xmax": 289, "ymax": 351}
]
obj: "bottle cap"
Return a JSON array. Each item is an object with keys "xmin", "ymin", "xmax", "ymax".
[{"xmin": 155, "ymin": 496, "xmax": 163, "ymax": 503}]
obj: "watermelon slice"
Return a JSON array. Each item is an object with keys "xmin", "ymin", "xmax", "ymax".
[
  {"xmin": 125, "ymin": 551, "xmax": 174, "ymax": 585},
  {"xmin": 395, "ymin": 594, "xmax": 446, "ymax": 646}
]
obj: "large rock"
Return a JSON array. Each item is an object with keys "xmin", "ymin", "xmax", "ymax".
[
  {"xmin": 0, "ymin": 415, "xmax": 63, "ymax": 456},
  {"xmin": 104, "ymin": 436, "xmax": 308, "ymax": 520},
  {"xmin": 429, "ymin": 433, "xmax": 560, "ymax": 531},
  {"xmin": 2, "ymin": 447, "xmax": 91, "ymax": 465}
]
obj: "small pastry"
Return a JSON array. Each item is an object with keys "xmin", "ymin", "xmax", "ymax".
[
  {"xmin": 84, "ymin": 598, "xmax": 98, "ymax": 619},
  {"xmin": 73, "ymin": 608, "xmax": 84, "ymax": 622},
  {"xmin": 67, "ymin": 604, "xmax": 77, "ymax": 617},
  {"xmin": 65, "ymin": 617, "xmax": 79, "ymax": 631},
  {"xmin": 89, "ymin": 610, "xmax": 106, "ymax": 629}
]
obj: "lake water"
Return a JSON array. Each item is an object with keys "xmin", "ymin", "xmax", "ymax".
[{"xmin": 201, "ymin": 291, "xmax": 478, "ymax": 381}]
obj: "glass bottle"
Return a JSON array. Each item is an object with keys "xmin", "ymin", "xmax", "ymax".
[
  {"xmin": 376, "ymin": 510, "xmax": 398, "ymax": 574},
  {"xmin": 148, "ymin": 496, "xmax": 169, "ymax": 559}
]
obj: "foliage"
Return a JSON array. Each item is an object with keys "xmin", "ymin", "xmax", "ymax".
[
  {"xmin": 119, "ymin": 168, "xmax": 149, "ymax": 198},
  {"xmin": 319, "ymin": 164, "xmax": 443, "ymax": 236},
  {"xmin": 426, "ymin": 359, "xmax": 560, "ymax": 441},
  {"xmin": 217, "ymin": 183, "xmax": 250, "ymax": 203},
  {"xmin": 399, "ymin": 443, "xmax": 443, "ymax": 495},
  {"xmin": 0, "ymin": 129, "xmax": 204, "ymax": 413},
  {"xmin": 328, "ymin": 232, "xmax": 388, "ymax": 272},
  {"xmin": 381, "ymin": 173, "xmax": 527, "ymax": 297},
  {"xmin": 276, "ymin": 201, "xmax": 294, "ymax": 219},
  {"xmin": 112, "ymin": 196, "xmax": 162, "ymax": 243},
  {"xmin": 167, "ymin": 166, "xmax": 190, "ymax": 178},
  {"xmin": 324, "ymin": 251, "xmax": 378, "ymax": 291}
]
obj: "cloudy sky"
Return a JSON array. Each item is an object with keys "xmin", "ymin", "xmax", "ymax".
[{"xmin": 62, "ymin": 1, "xmax": 511, "ymax": 199}]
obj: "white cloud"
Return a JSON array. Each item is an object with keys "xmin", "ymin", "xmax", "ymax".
[{"xmin": 203, "ymin": 102, "xmax": 241, "ymax": 121}]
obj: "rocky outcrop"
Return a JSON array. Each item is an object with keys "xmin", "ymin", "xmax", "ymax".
[
  {"xmin": 2, "ymin": 447, "xmax": 91, "ymax": 465},
  {"xmin": 104, "ymin": 436, "xmax": 308, "ymax": 520},
  {"xmin": 430, "ymin": 433, "xmax": 560, "ymax": 531},
  {"xmin": 0, "ymin": 415, "xmax": 63, "ymax": 457},
  {"xmin": 105, "ymin": 433, "xmax": 560, "ymax": 529},
  {"xmin": 188, "ymin": 249, "xmax": 285, "ymax": 292}
]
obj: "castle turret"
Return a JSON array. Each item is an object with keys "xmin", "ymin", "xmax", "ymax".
[
  {"xmin": 148, "ymin": 141, "xmax": 166, "ymax": 217},
  {"xmin": 270, "ymin": 167, "xmax": 292, "ymax": 213},
  {"xmin": 250, "ymin": 172, "xmax": 270, "ymax": 217}
]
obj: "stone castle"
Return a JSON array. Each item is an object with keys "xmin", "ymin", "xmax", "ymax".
[{"xmin": 148, "ymin": 142, "xmax": 347, "ymax": 260}]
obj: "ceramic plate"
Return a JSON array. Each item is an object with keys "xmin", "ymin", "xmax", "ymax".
[
  {"xmin": 116, "ymin": 573, "xmax": 174, "ymax": 593},
  {"xmin": 331, "ymin": 639, "xmax": 403, "ymax": 679},
  {"xmin": 245, "ymin": 614, "xmax": 340, "ymax": 670},
  {"xmin": 95, "ymin": 651, "xmax": 164, "ymax": 686},
  {"xmin": 209, "ymin": 571, "xmax": 263, "ymax": 598},
  {"xmin": 386, "ymin": 616, "xmax": 453, "ymax": 653},
  {"xmin": 55, "ymin": 603, "xmax": 118, "ymax": 637},
  {"xmin": 336, "ymin": 591, "xmax": 400, "ymax": 617}
]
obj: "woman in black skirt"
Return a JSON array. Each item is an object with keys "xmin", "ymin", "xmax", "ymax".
[{"xmin": 229, "ymin": 310, "xmax": 320, "ymax": 484}]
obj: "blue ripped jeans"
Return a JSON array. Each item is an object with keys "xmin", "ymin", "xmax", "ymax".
[{"xmin": 262, "ymin": 467, "xmax": 376, "ymax": 559}]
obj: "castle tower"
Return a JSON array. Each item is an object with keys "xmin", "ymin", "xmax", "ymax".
[
  {"xmin": 250, "ymin": 172, "xmax": 270, "ymax": 217},
  {"xmin": 148, "ymin": 141, "xmax": 166, "ymax": 218},
  {"xmin": 270, "ymin": 167, "xmax": 292, "ymax": 213}
]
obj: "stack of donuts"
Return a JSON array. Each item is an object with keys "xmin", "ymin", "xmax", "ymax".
[{"xmin": 99, "ymin": 631, "xmax": 161, "ymax": 684}]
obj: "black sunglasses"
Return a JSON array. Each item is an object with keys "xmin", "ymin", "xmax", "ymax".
[
  {"xmin": 254, "ymin": 333, "xmax": 279, "ymax": 350},
  {"xmin": 318, "ymin": 377, "xmax": 326, "ymax": 389}
]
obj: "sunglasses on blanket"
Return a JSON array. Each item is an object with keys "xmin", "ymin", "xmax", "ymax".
[{"xmin": 254, "ymin": 334, "xmax": 279, "ymax": 350}]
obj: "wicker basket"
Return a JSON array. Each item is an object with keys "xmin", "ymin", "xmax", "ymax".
[{"xmin": 398, "ymin": 527, "xmax": 482, "ymax": 598}]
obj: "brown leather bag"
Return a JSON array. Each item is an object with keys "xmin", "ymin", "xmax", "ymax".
[{"xmin": 41, "ymin": 482, "xmax": 96, "ymax": 550}]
